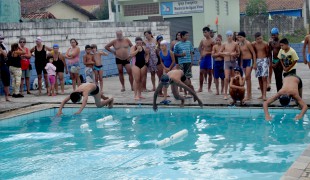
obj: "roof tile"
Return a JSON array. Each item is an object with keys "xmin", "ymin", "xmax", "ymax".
[{"xmin": 240, "ymin": 0, "xmax": 304, "ymax": 13}]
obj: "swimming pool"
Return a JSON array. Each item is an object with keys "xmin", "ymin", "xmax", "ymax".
[{"xmin": 0, "ymin": 107, "xmax": 309, "ymax": 179}]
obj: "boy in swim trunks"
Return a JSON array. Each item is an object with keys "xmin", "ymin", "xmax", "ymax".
[
  {"xmin": 212, "ymin": 36, "xmax": 225, "ymax": 95},
  {"xmin": 229, "ymin": 67, "xmax": 245, "ymax": 106},
  {"xmin": 264, "ymin": 75, "xmax": 307, "ymax": 121},
  {"xmin": 153, "ymin": 70, "xmax": 203, "ymax": 111},
  {"xmin": 83, "ymin": 45, "xmax": 95, "ymax": 83},
  {"xmin": 302, "ymin": 34, "xmax": 310, "ymax": 69},
  {"xmin": 278, "ymin": 38, "xmax": 299, "ymax": 77},
  {"xmin": 198, "ymin": 26, "xmax": 214, "ymax": 93},
  {"xmin": 252, "ymin": 32, "xmax": 269, "ymax": 101},
  {"xmin": 57, "ymin": 83, "xmax": 113, "ymax": 115},
  {"xmin": 91, "ymin": 44, "xmax": 108, "ymax": 93},
  {"xmin": 220, "ymin": 30, "xmax": 240, "ymax": 100},
  {"xmin": 238, "ymin": 31, "xmax": 257, "ymax": 101}
]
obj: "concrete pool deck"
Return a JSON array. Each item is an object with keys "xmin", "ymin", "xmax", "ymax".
[{"xmin": 1, "ymin": 63, "xmax": 310, "ymax": 179}]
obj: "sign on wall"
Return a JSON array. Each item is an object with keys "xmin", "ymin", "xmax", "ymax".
[{"xmin": 160, "ymin": 0, "xmax": 204, "ymax": 15}]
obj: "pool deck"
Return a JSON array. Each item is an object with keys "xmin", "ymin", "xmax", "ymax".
[{"xmin": 1, "ymin": 63, "xmax": 310, "ymax": 179}]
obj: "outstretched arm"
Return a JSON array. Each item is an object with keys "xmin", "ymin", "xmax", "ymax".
[
  {"xmin": 174, "ymin": 81, "xmax": 203, "ymax": 108},
  {"xmin": 153, "ymin": 83, "xmax": 163, "ymax": 111},
  {"xmin": 263, "ymin": 93, "xmax": 281, "ymax": 120},
  {"xmin": 75, "ymin": 94, "xmax": 88, "ymax": 114},
  {"xmin": 57, "ymin": 95, "xmax": 71, "ymax": 116}
]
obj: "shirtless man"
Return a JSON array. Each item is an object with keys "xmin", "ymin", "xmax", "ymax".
[
  {"xmin": 302, "ymin": 33, "xmax": 310, "ymax": 69},
  {"xmin": 220, "ymin": 30, "xmax": 240, "ymax": 100},
  {"xmin": 105, "ymin": 30, "xmax": 133, "ymax": 92},
  {"xmin": 238, "ymin": 31, "xmax": 257, "ymax": 101},
  {"xmin": 57, "ymin": 83, "xmax": 113, "ymax": 115},
  {"xmin": 229, "ymin": 67, "xmax": 245, "ymax": 106},
  {"xmin": 264, "ymin": 75, "xmax": 307, "ymax": 121},
  {"xmin": 83, "ymin": 45, "xmax": 95, "ymax": 83},
  {"xmin": 153, "ymin": 70, "xmax": 203, "ymax": 111},
  {"xmin": 252, "ymin": 32, "xmax": 269, "ymax": 101},
  {"xmin": 91, "ymin": 44, "xmax": 108, "ymax": 93},
  {"xmin": 269, "ymin": 28, "xmax": 282, "ymax": 92},
  {"xmin": 198, "ymin": 27, "xmax": 214, "ymax": 92}
]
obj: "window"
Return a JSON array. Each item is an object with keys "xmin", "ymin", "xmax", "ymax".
[
  {"xmin": 215, "ymin": 0, "xmax": 220, "ymax": 15},
  {"xmin": 124, "ymin": 3, "xmax": 159, "ymax": 16},
  {"xmin": 225, "ymin": 1, "xmax": 229, "ymax": 16}
]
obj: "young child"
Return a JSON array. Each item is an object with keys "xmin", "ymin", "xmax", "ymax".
[
  {"xmin": 83, "ymin": 45, "xmax": 95, "ymax": 83},
  {"xmin": 91, "ymin": 44, "xmax": 108, "ymax": 93},
  {"xmin": 278, "ymin": 38, "xmax": 299, "ymax": 77},
  {"xmin": 45, "ymin": 57, "xmax": 57, "ymax": 96},
  {"xmin": 211, "ymin": 36, "xmax": 225, "ymax": 95},
  {"xmin": 229, "ymin": 67, "xmax": 245, "ymax": 106}
]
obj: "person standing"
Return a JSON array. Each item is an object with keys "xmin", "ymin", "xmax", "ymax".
[
  {"xmin": 51, "ymin": 44, "xmax": 67, "ymax": 94},
  {"xmin": 174, "ymin": 31, "xmax": 195, "ymax": 96},
  {"xmin": 19, "ymin": 38, "xmax": 32, "ymax": 95},
  {"xmin": 252, "ymin": 32, "xmax": 269, "ymax": 101},
  {"xmin": 170, "ymin": 32, "xmax": 181, "ymax": 69},
  {"xmin": 83, "ymin": 45, "xmax": 95, "ymax": 83},
  {"xmin": 212, "ymin": 36, "xmax": 225, "ymax": 95},
  {"xmin": 144, "ymin": 31, "xmax": 159, "ymax": 91},
  {"xmin": 91, "ymin": 44, "xmax": 108, "ymax": 93},
  {"xmin": 105, "ymin": 30, "xmax": 134, "ymax": 92},
  {"xmin": 45, "ymin": 57, "xmax": 57, "ymax": 96},
  {"xmin": 269, "ymin": 28, "xmax": 282, "ymax": 92},
  {"xmin": 238, "ymin": 31, "xmax": 257, "ymax": 101},
  {"xmin": 198, "ymin": 27, "xmax": 214, "ymax": 93},
  {"xmin": 65, "ymin": 38, "xmax": 81, "ymax": 91},
  {"xmin": 0, "ymin": 35, "xmax": 10, "ymax": 101},
  {"xmin": 278, "ymin": 38, "xmax": 299, "ymax": 77},
  {"xmin": 30, "ymin": 37, "xmax": 52, "ymax": 95},
  {"xmin": 130, "ymin": 37, "xmax": 149, "ymax": 100},
  {"xmin": 9, "ymin": 43, "xmax": 26, "ymax": 98},
  {"xmin": 219, "ymin": 31, "xmax": 240, "ymax": 100},
  {"xmin": 302, "ymin": 33, "xmax": 310, "ymax": 69}
]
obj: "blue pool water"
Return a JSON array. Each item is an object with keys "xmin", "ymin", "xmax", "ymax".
[{"xmin": 0, "ymin": 108, "xmax": 310, "ymax": 179}]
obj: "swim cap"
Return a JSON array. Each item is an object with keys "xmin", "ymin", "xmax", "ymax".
[
  {"xmin": 36, "ymin": 37, "xmax": 42, "ymax": 42},
  {"xmin": 226, "ymin": 30, "xmax": 233, "ymax": 36},
  {"xmin": 279, "ymin": 95, "xmax": 291, "ymax": 107},
  {"xmin": 53, "ymin": 44, "xmax": 59, "ymax": 49},
  {"xmin": 238, "ymin": 31, "xmax": 246, "ymax": 37},
  {"xmin": 156, "ymin": 35, "xmax": 163, "ymax": 42},
  {"xmin": 160, "ymin": 40, "xmax": 168, "ymax": 45},
  {"xmin": 234, "ymin": 67, "xmax": 243, "ymax": 77},
  {"xmin": 271, "ymin": 28, "xmax": 279, "ymax": 35},
  {"xmin": 160, "ymin": 74, "xmax": 170, "ymax": 84}
]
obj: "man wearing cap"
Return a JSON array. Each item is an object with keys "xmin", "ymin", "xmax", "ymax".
[
  {"xmin": 153, "ymin": 69, "xmax": 203, "ymax": 111},
  {"xmin": 238, "ymin": 31, "xmax": 256, "ymax": 101},
  {"xmin": 220, "ymin": 30, "xmax": 240, "ymax": 100},
  {"xmin": 0, "ymin": 34, "xmax": 10, "ymax": 101},
  {"xmin": 263, "ymin": 74, "xmax": 307, "ymax": 121},
  {"xmin": 105, "ymin": 30, "xmax": 134, "ymax": 92},
  {"xmin": 269, "ymin": 27, "xmax": 282, "ymax": 92},
  {"xmin": 30, "ymin": 37, "xmax": 52, "ymax": 95}
]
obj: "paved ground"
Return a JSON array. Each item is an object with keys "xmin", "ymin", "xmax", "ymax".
[{"xmin": 0, "ymin": 63, "xmax": 309, "ymax": 114}]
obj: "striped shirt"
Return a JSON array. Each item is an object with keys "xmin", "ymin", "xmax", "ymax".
[{"xmin": 174, "ymin": 41, "xmax": 194, "ymax": 64}]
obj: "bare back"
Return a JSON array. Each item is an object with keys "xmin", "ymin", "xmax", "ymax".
[{"xmin": 281, "ymin": 76, "xmax": 300, "ymax": 96}]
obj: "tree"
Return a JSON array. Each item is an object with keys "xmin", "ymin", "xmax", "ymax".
[
  {"xmin": 245, "ymin": 0, "xmax": 268, "ymax": 16},
  {"xmin": 96, "ymin": 0, "xmax": 116, "ymax": 20}
]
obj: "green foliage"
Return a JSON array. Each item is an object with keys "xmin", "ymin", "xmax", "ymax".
[
  {"xmin": 96, "ymin": 0, "xmax": 116, "ymax": 20},
  {"xmin": 245, "ymin": 0, "xmax": 268, "ymax": 16},
  {"xmin": 282, "ymin": 28, "xmax": 307, "ymax": 43}
]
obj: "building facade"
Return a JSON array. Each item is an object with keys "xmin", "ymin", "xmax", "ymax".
[{"xmin": 118, "ymin": 0, "xmax": 240, "ymax": 47}]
